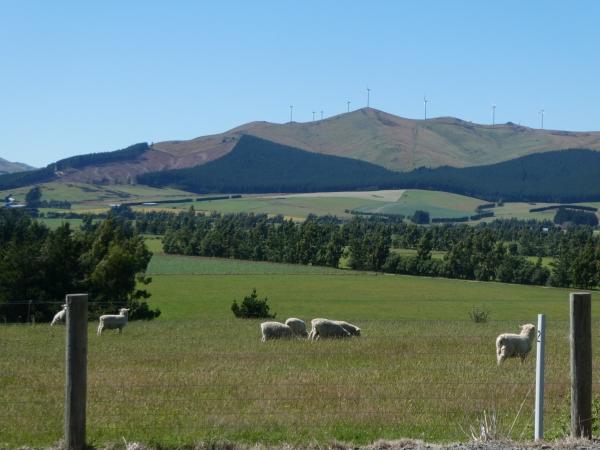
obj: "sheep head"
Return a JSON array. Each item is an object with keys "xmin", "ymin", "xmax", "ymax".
[
  {"xmin": 119, "ymin": 308, "xmax": 130, "ymax": 316},
  {"xmin": 520, "ymin": 323, "xmax": 536, "ymax": 340}
]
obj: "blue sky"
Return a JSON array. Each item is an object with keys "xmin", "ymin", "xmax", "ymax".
[{"xmin": 1, "ymin": 1, "xmax": 599, "ymax": 167}]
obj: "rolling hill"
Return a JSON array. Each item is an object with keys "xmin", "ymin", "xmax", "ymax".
[
  {"xmin": 139, "ymin": 137, "xmax": 600, "ymax": 203},
  {"xmin": 138, "ymin": 135, "xmax": 402, "ymax": 193},
  {"xmin": 3, "ymin": 108, "xmax": 600, "ymax": 194},
  {"xmin": 0, "ymin": 157, "xmax": 34, "ymax": 174},
  {"xmin": 154, "ymin": 107, "xmax": 600, "ymax": 172}
]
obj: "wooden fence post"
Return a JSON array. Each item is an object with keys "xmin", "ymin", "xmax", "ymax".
[
  {"xmin": 570, "ymin": 292, "xmax": 592, "ymax": 439},
  {"xmin": 65, "ymin": 293, "xmax": 88, "ymax": 450}
]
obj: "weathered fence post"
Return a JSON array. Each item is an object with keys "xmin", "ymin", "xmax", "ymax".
[
  {"xmin": 535, "ymin": 313, "xmax": 545, "ymax": 440},
  {"xmin": 570, "ymin": 292, "xmax": 592, "ymax": 439},
  {"xmin": 65, "ymin": 293, "xmax": 88, "ymax": 450}
]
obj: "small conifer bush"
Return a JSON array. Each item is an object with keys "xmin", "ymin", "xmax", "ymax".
[{"xmin": 231, "ymin": 288, "xmax": 276, "ymax": 319}]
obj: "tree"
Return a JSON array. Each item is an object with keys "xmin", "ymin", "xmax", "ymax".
[
  {"xmin": 412, "ymin": 210, "xmax": 430, "ymax": 224},
  {"xmin": 25, "ymin": 186, "xmax": 42, "ymax": 207},
  {"xmin": 231, "ymin": 288, "xmax": 275, "ymax": 318},
  {"xmin": 570, "ymin": 239, "xmax": 598, "ymax": 289}
]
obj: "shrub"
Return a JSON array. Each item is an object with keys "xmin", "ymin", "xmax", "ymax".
[
  {"xmin": 469, "ymin": 306, "xmax": 489, "ymax": 323},
  {"xmin": 231, "ymin": 288, "xmax": 275, "ymax": 319}
]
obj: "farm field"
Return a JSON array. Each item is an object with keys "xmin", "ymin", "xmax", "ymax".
[
  {"xmin": 4, "ymin": 182, "xmax": 600, "ymax": 223},
  {"xmin": 2, "ymin": 252, "xmax": 597, "ymax": 448},
  {"xmin": 133, "ymin": 195, "xmax": 385, "ymax": 219}
]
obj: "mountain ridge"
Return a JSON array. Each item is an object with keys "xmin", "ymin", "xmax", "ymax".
[
  {"xmin": 153, "ymin": 107, "xmax": 600, "ymax": 173},
  {"xmin": 0, "ymin": 157, "xmax": 35, "ymax": 175}
]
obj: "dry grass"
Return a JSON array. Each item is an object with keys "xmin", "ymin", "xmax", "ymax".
[{"xmin": 0, "ymin": 318, "xmax": 591, "ymax": 448}]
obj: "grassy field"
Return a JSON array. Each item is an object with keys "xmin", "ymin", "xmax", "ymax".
[
  {"xmin": 5, "ymin": 182, "xmax": 599, "ymax": 223},
  {"xmin": 133, "ymin": 196, "xmax": 386, "ymax": 220},
  {"xmin": 2, "ymin": 251, "xmax": 596, "ymax": 448},
  {"xmin": 354, "ymin": 189, "xmax": 483, "ymax": 219}
]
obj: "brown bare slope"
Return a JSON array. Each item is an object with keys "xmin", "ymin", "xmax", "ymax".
[{"xmin": 152, "ymin": 108, "xmax": 600, "ymax": 172}]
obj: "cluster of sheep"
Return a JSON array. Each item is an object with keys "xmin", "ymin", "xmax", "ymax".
[
  {"xmin": 50, "ymin": 304, "xmax": 131, "ymax": 335},
  {"xmin": 260, "ymin": 317, "xmax": 361, "ymax": 342},
  {"xmin": 51, "ymin": 305, "xmax": 537, "ymax": 364}
]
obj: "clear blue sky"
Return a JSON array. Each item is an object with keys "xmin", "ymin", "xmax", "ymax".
[{"xmin": 1, "ymin": 1, "xmax": 599, "ymax": 167}]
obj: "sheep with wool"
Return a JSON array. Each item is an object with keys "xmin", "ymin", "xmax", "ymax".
[
  {"xmin": 97, "ymin": 308, "xmax": 130, "ymax": 335},
  {"xmin": 260, "ymin": 321, "xmax": 293, "ymax": 342},
  {"xmin": 496, "ymin": 323, "xmax": 536, "ymax": 365},
  {"xmin": 50, "ymin": 304, "xmax": 67, "ymax": 326},
  {"xmin": 333, "ymin": 320, "xmax": 361, "ymax": 336},
  {"xmin": 285, "ymin": 317, "xmax": 308, "ymax": 337},
  {"xmin": 308, "ymin": 318, "xmax": 352, "ymax": 340}
]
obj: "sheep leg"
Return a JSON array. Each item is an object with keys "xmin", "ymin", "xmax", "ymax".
[{"xmin": 97, "ymin": 323, "xmax": 103, "ymax": 335}]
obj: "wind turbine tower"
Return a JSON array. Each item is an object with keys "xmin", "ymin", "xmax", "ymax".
[
  {"xmin": 423, "ymin": 95, "xmax": 428, "ymax": 120},
  {"xmin": 289, "ymin": 105, "xmax": 293, "ymax": 123},
  {"xmin": 312, "ymin": 111, "xmax": 316, "ymax": 121},
  {"xmin": 347, "ymin": 100, "xmax": 351, "ymax": 112},
  {"xmin": 320, "ymin": 110, "xmax": 324, "ymax": 120},
  {"xmin": 539, "ymin": 109, "xmax": 545, "ymax": 129},
  {"xmin": 367, "ymin": 87, "xmax": 371, "ymax": 107},
  {"xmin": 492, "ymin": 104, "xmax": 496, "ymax": 127}
]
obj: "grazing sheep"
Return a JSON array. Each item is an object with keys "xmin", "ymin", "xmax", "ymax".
[
  {"xmin": 308, "ymin": 318, "xmax": 352, "ymax": 340},
  {"xmin": 97, "ymin": 308, "xmax": 130, "ymax": 335},
  {"xmin": 260, "ymin": 321, "xmax": 293, "ymax": 342},
  {"xmin": 50, "ymin": 304, "xmax": 67, "ymax": 326},
  {"xmin": 285, "ymin": 318, "xmax": 308, "ymax": 338},
  {"xmin": 333, "ymin": 320, "xmax": 361, "ymax": 336},
  {"xmin": 496, "ymin": 323, "xmax": 536, "ymax": 365}
]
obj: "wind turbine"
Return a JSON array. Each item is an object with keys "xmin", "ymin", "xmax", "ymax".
[
  {"xmin": 312, "ymin": 111, "xmax": 316, "ymax": 121},
  {"xmin": 347, "ymin": 100, "xmax": 351, "ymax": 112},
  {"xmin": 367, "ymin": 87, "xmax": 371, "ymax": 107},
  {"xmin": 320, "ymin": 110, "xmax": 324, "ymax": 120},
  {"xmin": 423, "ymin": 95, "xmax": 428, "ymax": 120},
  {"xmin": 539, "ymin": 109, "xmax": 545, "ymax": 129},
  {"xmin": 492, "ymin": 104, "xmax": 496, "ymax": 127},
  {"xmin": 289, "ymin": 105, "xmax": 293, "ymax": 123}
]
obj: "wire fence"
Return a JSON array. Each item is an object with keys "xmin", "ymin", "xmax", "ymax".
[{"xmin": 0, "ymin": 299, "xmax": 596, "ymax": 447}]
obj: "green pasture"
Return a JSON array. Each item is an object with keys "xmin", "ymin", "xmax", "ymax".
[
  {"xmin": 353, "ymin": 189, "xmax": 483, "ymax": 219},
  {"xmin": 4, "ymin": 182, "xmax": 599, "ymax": 224},
  {"xmin": 2, "ymin": 252, "xmax": 596, "ymax": 448},
  {"xmin": 0, "ymin": 182, "xmax": 195, "ymax": 211},
  {"xmin": 134, "ymin": 196, "xmax": 385, "ymax": 219}
]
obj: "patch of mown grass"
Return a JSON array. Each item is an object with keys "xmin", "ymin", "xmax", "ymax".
[
  {"xmin": 1, "ymin": 258, "xmax": 595, "ymax": 448},
  {"xmin": 147, "ymin": 253, "xmax": 346, "ymax": 276}
]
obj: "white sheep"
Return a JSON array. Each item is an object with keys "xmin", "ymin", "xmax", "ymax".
[
  {"xmin": 50, "ymin": 304, "xmax": 67, "ymax": 326},
  {"xmin": 285, "ymin": 317, "xmax": 308, "ymax": 338},
  {"xmin": 496, "ymin": 323, "xmax": 536, "ymax": 365},
  {"xmin": 260, "ymin": 321, "xmax": 293, "ymax": 342},
  {"xmin": 333, "ymin": 320, "xmax": 361, "ymax": 336},
  {"xmin": 308, "ymin": 318, "xmax": 352, "ymax": 340},
  {"xmin": 97, "ymin": 308, "xmax": 130, "ymax": 335}
]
